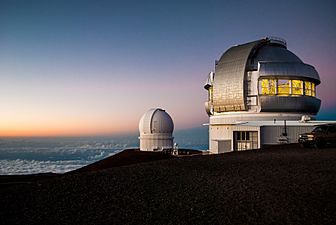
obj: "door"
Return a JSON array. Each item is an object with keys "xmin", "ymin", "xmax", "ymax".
[{"xmin": 233, "ymin": 131, "xmax": 258, "ymax": 151}]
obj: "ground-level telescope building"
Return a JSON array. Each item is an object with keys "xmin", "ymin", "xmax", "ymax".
[{"xmin": 204, "ymin": 37, "xmax": 329, "ymax": 153}]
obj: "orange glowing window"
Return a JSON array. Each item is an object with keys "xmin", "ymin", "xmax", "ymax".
[
  {"xmin": 292, "ymin": 80, "xmax": 303, "ymax": 95},
  {"xmin": 261, "ymin": 79, "xmax": 269, "ymax": 95},
  {"xmin": 311, "ymin": 83, "xmax": 315, "ymax": 96},
  {"xmin": 305, "ymin": 81, "xmax": 312, "ymax": 96},
  {"xmin": 278, "ymin": 80, "xmax": 290, "ymax": 95},
  {"xmin": 269, "ymin": 79, "xmax": 276, "ymax": 94},
  {"xmin": 260, "ymin": 79, "xmax": 276, "ymax": 95}
]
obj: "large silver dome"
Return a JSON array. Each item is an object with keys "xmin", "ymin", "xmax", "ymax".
[{"xmin": 205, "ymin": 37, "xmax": 321, "ymax": 116}]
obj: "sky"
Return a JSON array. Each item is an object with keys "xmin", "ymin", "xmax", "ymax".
[{"xmin": 0, "ymin": 0, "xmax": 335, "ymax": 136}]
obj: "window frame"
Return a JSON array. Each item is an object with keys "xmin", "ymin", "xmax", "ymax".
[{"xmin": 259, "ymin": 78, "xmax": 316, "ymax": 97}]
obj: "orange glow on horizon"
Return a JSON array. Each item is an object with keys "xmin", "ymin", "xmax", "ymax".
[
  {"xmin": 0, "ymin": 119, "xmax": 138, "ymax": 137},
  {"xmin": 0, "ymin": 128, "xmax": 137, "ymax": 137}
]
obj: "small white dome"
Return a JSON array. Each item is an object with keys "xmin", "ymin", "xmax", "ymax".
[{"xmin": 139, "ymin": 108, "xmax": 174, "ymax": 134}]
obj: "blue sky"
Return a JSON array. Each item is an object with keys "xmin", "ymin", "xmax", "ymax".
[{"xmin": 0, "ymin": 0, "xmax": 335, "ymax": 136}]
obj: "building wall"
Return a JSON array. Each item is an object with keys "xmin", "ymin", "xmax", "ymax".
[
  {"xmin": 209, "ymin": 123, "xmax": 316, "ymax": 153},
  {"xmin": 210, "ymin": 113, "xmax": 308, "ymax": 124},
  {"xmin": 217, "ymin": 140, "xmax": 231, "ymax": 154},
  {"xmin": 139, "ymin": 134, "xmax": 173, "ymax": 151},
  {"xmin": 209, "ymin": 125, "xmax": 260, "ymax": 154},
  {"xmin": 260, "ymin": 125, "xmax": 314, "ymax": 145},
  {"xmin": 246, "ymin": 71, "xmax": 259, "ymax": 112}
]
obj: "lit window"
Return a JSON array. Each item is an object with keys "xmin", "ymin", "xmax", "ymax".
[
  {"xmin": 305, "ymin": 81, "xmax": 312, "ymax": 96},
  {"xmin": 259, "ymin": 79, "xmax": 317, "ymax": 97},
  {"xmin": 278, "ymin": 80, "xmax": 290, "ymax": 95},
  {"xmin": 260, "ymin": 79, "xmax": 276, "ymax": 95},
  {"xmin": 311, "ymin": 83, "xmax": 315, "ymax": 96},
  {"xmin": 269, "ymin": 79, "xmax": 276, "ymax": 94},
  {"xmin": 292, "ymin": 80, "xmax": 303, "ymax": 95},
  {"xmin": 261, "ymin": 79, "xmax": 269, "ymax": 95}
]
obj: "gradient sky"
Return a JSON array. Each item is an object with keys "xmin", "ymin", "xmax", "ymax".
[{"xmin": 0, "ymin": 0, "xmax": 335, "ymax": 136}]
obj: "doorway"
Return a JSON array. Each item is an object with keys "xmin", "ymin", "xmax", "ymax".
[{"xmin": 233, "ymin": 131, "xmax": 258, "ymax": 151}]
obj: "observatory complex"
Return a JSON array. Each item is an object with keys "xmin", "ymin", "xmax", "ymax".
[
  {"xmin": 139, "ymin": 108, "xmax": 174, "ymax": 151},
  {"xmin": 204, "ymin": 37, "xmax": 330, "ymax": 154}
]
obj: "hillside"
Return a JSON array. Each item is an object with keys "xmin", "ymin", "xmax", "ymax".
[{"xmin": 0, "ymin": 145, "xmax": 335, "ymax": 225}]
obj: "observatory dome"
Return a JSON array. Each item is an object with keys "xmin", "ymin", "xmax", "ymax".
[
  {"xmin": 139, "ymin": 108, "xmax": 174, "ymax": 151},
  {"xmin": 204, "ymin": 37, "xmax": 330, "ymax": 154},
  {"xmin": 204, "ymin": 37, "xmax": 321, "ymax": 117},
  {"xmin": 139, "ymin": 108, "xmax": 174, "ymax": 134}
]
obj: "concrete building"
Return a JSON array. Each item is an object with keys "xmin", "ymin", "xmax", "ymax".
[
  {"xmin": 139, "ymin": 108, "xmax": 174, "ymax": 151},
  {"xmin": 204, "ymin": 37, "xmax": 328, "ymax": 154}
]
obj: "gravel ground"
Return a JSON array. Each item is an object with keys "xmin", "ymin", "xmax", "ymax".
[{"xmin": 0, "ymin": 146, "xmax": 335, "ymax": 225}]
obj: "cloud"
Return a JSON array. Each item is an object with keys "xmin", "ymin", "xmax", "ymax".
[
  {"xmin": 0, "ymin": 138, "xmax": 126, "ymax": 174},
  {"xmin": 0, "ymin": 159, "xmax": 90, "ymax": 175}
]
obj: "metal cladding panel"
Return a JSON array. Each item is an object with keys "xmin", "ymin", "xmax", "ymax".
[
  {"xmin": 204, "ymin": 101, "xmax": 212, "ymax": 115},
  {"xmin": 260, "ymin": 126, "xmax": 314, "ymax": 145},
  {"xmin": 259, "ymin": 96, "xmax": 321, "ymax": 114},
  {"xmin": 139, "ymin": 135, "xmax": 174, "ymax": 151},
  {"xmin": 213, "ymin": 40, "xmax": 264, "ymax": 112},
  {"xmin": 139, "ymin": 108, "xmax": 174, "ymax": 134},
  {"xmin": 254, "ymin": 45, "xmax": 302, "ymax": 63},
  {"xmin": 217, "ymin": 140, "xmax": 231, "ymax": 153},
  {"xmin": 259, "ymin": 62, "xmax": 320, "ymax": 84},
  {"xmin": 139, "ymin": 108, "xmax": 157, "ymax": 134},
  {"xmin": 151, "ymin": 110, "xmax": 174, "ymax": 133}
]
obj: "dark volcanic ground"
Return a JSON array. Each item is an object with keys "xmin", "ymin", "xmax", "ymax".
[{"xmin": 0, "ymin": 146, "xmax": 335, "ymax": 225}]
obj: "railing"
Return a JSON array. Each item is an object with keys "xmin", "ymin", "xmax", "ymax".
[{"xmin": 267, "ymin": 36, "xmax": 287, "ymax": 47}]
